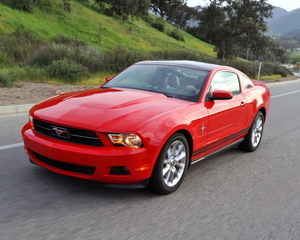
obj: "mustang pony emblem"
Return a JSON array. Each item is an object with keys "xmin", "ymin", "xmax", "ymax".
[{"xmin": 51, "ymin": 126, "xmax": 70, "ymax": 138}]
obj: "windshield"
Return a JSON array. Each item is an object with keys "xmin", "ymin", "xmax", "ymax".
[{"xmin": 102, "ymin": 64, "xmax": 209, "ymax": 102}]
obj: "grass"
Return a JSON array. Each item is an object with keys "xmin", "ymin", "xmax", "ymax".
[
  {"xmin": 0, "ymin": 1, "xmax": 292, "ymax": 86},
  {"xmin": 259, "ymin": 75, "xmax": 282, "ymax": 80},
  {"xmin": 0, "ymin": 1, "xmax": 215, "ymax": 54},
  {"xmin": 74, "ymin": 72, "xmax": 112, "ymax": 85},
  {"xmin": 0, "ymin": 0, "xmax": 217, "ymax": 86}
]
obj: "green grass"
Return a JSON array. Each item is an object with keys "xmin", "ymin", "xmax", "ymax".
[
  {"xmin": 259, "ymin": 75, "xmax": 282, "ymax": 80},
  {"xmin": 0, "ymin": 0, "xmax": 217, "ymax": 86},
  {"xmin": 0, "ymin": 1, "xmax": 291, "ymax": 86},
  {"xmin": 0, "ymin": 1, "xmax": 215, "ymax": 54}
]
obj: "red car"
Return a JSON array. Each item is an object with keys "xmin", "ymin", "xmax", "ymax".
[{"xmin": 22, "ymin": 60, "xmax": 270, "ymax": 194}]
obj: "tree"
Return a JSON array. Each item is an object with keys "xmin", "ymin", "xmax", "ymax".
[
  {"xmin": 150, "ymin": 0, "xmax": 186, "ymax": 18},
  {"xmin": 138, "ymin": 0, "xmax": 151, "ymax": 15},
  {"xmin": 167, "ymin": 4, "xmax": 200, "ymax": 29},
  {"xmin": 196, "ymin": 0, "xmax": 274, "ymax": 59}
]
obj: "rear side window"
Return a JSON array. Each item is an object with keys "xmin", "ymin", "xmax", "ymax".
[
  {"xmin": 242, "ymin": 75, "xmax": 254, "ymax": 88},
  {"xmin": 210, "ymin": 71, "xmax": 241, "ymax": 95}
]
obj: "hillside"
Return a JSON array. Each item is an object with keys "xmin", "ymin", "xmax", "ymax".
[
  {"xmin": 269, "ymin": 6, "xmax": 289, "ymax": 19},
  {"xmin": 0, "ymin": 1, "xmax": 293, "ymax": 85},
  {"xmin": 0, "ymin": 1, "xmax": 215, "ymax": 56},
  {"xmin": 267, "ymin": 7, "xmax": 300, "ymax": 36}
]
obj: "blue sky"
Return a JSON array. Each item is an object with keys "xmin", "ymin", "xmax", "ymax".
[{"xmin": 187, "ymin": 0, "xmax": 300, "ymax": 12}]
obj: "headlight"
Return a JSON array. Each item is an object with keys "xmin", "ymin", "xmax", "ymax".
[
  {"xmin": 29, "ymin": 115, "xmax": 33, "ymax": 123},
  {"xmin": 108, "ymin": 133, "xmax": 142, "ymax": 147}
]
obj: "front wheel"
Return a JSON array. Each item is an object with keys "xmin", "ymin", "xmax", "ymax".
[
  {"xmin": 148, "ymin": 133, "xmax": 189, "ymax": 194},
  {"xmin": 238, "ymin": 111, "xmax": 264, "ymax": 152}
]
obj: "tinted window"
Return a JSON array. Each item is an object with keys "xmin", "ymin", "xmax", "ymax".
[
  {"xmin": 210, "ymin": 71, "xmax": 241, "ymax": 95},
  {"xmin": 103, "ymin": 64, "xmax": 209, "ymax": 102}
]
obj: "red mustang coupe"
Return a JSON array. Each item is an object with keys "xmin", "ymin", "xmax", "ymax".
[{"xmin": 22, "ymin": 60, "xmax": 270, "ymax": 194}]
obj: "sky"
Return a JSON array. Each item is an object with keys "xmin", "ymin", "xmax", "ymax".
[{"xmin": 187, "ymin": 0, "xmax": 300, "ymax": 12}]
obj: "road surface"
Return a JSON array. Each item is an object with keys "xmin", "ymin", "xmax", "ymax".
[{"xmin": 1, "ymin": 80, "xmax": 300, "ymax": 239}]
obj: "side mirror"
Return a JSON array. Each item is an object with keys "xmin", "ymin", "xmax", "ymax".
[{"xmin": 210, "ymin": 90, "xmax": 233, "ymax": 100}]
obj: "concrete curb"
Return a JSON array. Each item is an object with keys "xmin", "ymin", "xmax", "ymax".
[
  {"xmin": 265, "ymin": 78, "xmax": 300, "ymax": 86},
  {"xmin": 1, "ymin": 78, "xmax": 300, "ymax": 115},
  {"xmin": 0, "ymin": 104, "xmax": 35, "ymax": 115}
]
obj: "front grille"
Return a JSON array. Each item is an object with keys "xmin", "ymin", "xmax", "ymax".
[
  {"xmin": 33, "ymin": 119, "xmax": 103, "ymax": 146},
  {"xmin": 33, "ymin": 151, "xmax": 96, "ymax": 175}
]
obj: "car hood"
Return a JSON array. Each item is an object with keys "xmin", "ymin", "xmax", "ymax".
[{"xmin": 31, "ymin": 88, "xmax": 188, "ymax": 132}]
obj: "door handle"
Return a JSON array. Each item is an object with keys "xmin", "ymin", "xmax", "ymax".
[{"xmin": 240, "ymin": 101, "xmax": 245, "ymax": 107}]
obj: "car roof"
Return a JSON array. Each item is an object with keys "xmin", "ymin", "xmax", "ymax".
[{"xmin": 135, "ymin": 60, "xmax": 221, "ymax": 71}]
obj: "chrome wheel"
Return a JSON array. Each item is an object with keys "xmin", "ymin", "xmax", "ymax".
[
  {"xmin": 251, "ymin": 115, "xmax": 263, "ymax": 148},
  {"xmin": 162, "ymin": 140, "xmax": 187, "ymax": 187},
  {"xmin": 148, "ymin": 133, "xmax": 189, "ymax": 194},
  {"xmin": 238, "ymin": 111, "xmax": 264, "ymax": 152}
]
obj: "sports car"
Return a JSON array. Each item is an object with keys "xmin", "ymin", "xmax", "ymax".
[{"xmin": 22, "ymin": 60, "xmax": 270, "ymax": 194}]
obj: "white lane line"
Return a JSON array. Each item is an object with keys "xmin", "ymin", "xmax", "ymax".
[
  {"xmin": 0, "ymin": 142, "xmax": 24, "ymax": 150},
  {"xmin": 271, "ymin": 89, "xmax": 300, "ymax": 99}
]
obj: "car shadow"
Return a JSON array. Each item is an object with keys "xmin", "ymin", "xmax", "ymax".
[{"xmin": 28, "ymin": 146, "xmax": 252, "ymax": 200}]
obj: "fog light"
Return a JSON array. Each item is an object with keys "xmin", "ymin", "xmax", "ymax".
[{"xmin": 110, "ymin": 166, "xmax": 130, "ymax": 175}]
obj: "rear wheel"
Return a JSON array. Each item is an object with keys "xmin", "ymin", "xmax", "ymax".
[
  {"xmin": 148, "ymin": 133, "xmax": 189, "ymax": 194},
  {"xmin": 239, "ymin": 111, "xmax": 264, "ymax": 152}
]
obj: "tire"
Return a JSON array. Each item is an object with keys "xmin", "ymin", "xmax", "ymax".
[
  {"xmin": 238, "ymin": 111, "xmax": 264, "ymax": 152},
  {"xmin": 148, "ymin": 133, "xmax": 189, "ymax": 194}
]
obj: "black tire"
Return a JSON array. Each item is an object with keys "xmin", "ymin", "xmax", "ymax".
[
  {"xmin": 238, "ymin": 111, "xmax": 264, "ymax": 152},
  {"xmin": 148, "ymin": 133, "xmax": 189, "ymax": 194}
]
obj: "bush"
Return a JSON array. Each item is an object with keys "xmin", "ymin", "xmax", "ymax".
[
  {"xmin": 0, "ymin": 26, "xmax": 43, "ymax": 63},
  {"xmin": 274, "ymin": 66, "xmax": 291, "ymax": 77},
  {"xmin": 0, "ymin": 52, "xmax": 8, "ymax": 65},
  {"xmin": 150, "ymin": 21, "xmax": 165, "ymax": 33},
  {"xmin": 151, "ymin": 50, "xmax": 210, "ymax": 62},
  {"xmin": 259, "ymin": 62, "xmax": 292, "ymax": 77},
  {"xmin": 75, "ymin": 46, "xmax": 104, "ymax": 73},
  {"xmin": 30, "ymin": 44, "xmax": 104, "ymax": 73},
  {"xmin": 141, "ymin": 15, "xmax": 154, "ymax": 24},
  {"xmin": 62, "ymin": 0, "xmax": 71, "ymax": 12},
  {"xmin": 103, "ymin": 46, "xmax": 150, "ymax": 72},
  {"xmin": 10, "ymin": 0, "xmax": 33, "ymax": 12},
  {"xmin": 0, "ymin": 70, "xmax": 24, "ymax": 87},
  {"xmin": 0, "ymin": 72, "xmax": 14, "ymax": 87},
  {"xmin": 168, "ymin": 29, "xmax": 184, "ymax": 41},
  {"xmin": 94, "ymin": 1, "xmax": 115, "ymax": 17},
  {"xmin": 23, "ymin": 65, "xmax": 48, "ymax": 81},
  {"xmin": 30, "ymin": 44, "xmax": 71, "ymax": 67},
  {"xmin": 46, "ymin": 59, "xmax": 89, "ymax": 83},
  {"xmin": 226, "ymin": 61, "xmax": 257, "ymax": 78},
  {"xmin": 35, "ymin": 0, "xmax": 53, "ymax": 11},
  {"xmin": 0, "ymin": 0, "xmax": 11, "ymax": 6},
  {"xmin": 102, "ymin": 7, "xmax": 115, "ymax": 17},
  {"xmin": 53, "ymin": 35, "xmax": 87, "ymax": 46}
]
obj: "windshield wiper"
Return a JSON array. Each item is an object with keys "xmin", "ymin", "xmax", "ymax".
[{"xmin": 162, "ymin": 93, "xmax": 174, "ymax": 98}]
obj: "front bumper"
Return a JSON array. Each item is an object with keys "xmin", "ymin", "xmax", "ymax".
[{"xmin": 22, "ymin": 122, "xmax": 155, "ymax": 186}]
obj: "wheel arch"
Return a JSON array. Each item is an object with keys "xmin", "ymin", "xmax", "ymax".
[
  {"xmin": 258, "ymin": 107, "xmax": 266, "ymax": 122},
  {"xmin": 176, "ymin": 129, "xmax": 193, "ymax": 167}
]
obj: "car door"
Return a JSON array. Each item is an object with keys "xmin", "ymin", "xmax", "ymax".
[{"xmin": 205, "ymin": 71, "xmax": 247, "ymax": 151}]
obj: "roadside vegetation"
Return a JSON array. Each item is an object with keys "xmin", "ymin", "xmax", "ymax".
[
  {"xmin": 0, "ymin": 0, "xmax": 292, "ymax": 87},
  {"xmin": 289, "ymin": 52, "xmax": 300, "ymax": 68}
]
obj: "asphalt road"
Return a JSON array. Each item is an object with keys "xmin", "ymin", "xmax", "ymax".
[{"xmin": 1, "ymin": 80, "xmax": 300, "ymax": 240}]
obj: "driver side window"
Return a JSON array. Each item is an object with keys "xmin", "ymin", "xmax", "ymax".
[{"xmin": 210, "ymin": 71, "xmax": 241, "ymax": 95}]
